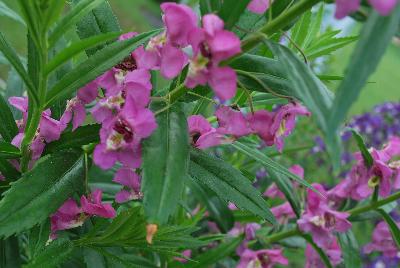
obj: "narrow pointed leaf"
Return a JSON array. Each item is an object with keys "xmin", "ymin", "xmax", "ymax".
[
  {"xmin": 25, "ymin": 239, "xmax": 74, "ymax": 268},
  {"xmin": 0, "ymin": 94, "xmax": 18, "ymax": 142},
  {"xmin": 189, "ymin": 148, "xmax": 276, "ymax": 224},
  {"xmin": 0, "ymin": 141, "xmax": 20, "ymax": 159},
  {"xmin": 302, "ymin": 234, "xmax": 333, "ymax": 268},
  {"xmin": 45, "ymin": 29, "xmax": 160, "ymax": 107},
  {"xmin": 0, "ymin": 1, "xmax": 26, "ymax": 26},
  {"xmin": 142, "ymin": 103, "xmax": 190, "ymax": 225},
  {"xmin": 376, "ymin": 208, "xmax": 400, "ymax": 247},
  {"xmin": 337, "ymin": 231, "xmax": 362, "ymax": 268},
  {"xmin": 218, "ymin": 0, "xmax": 251, "ymax": 29},
  {"xmin": 0, "ymin": 150, "xmax": 84, "ymax": 237},
  {"xmin": 329, "ymin": 6, "xmax": 400, "ymax": 132},
  {"xmin": 350, "ymin": 129, "xmax": 373, "ymax": 168},
  {"xmin": 0, "ymin": 158, "xmax": 20, "ymax": 182}
]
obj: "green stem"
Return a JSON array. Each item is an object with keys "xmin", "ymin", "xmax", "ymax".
[
  {"xmin": 265, "ymin": 228, "xmax": 301, "ymax": 244},
  {"xmin": 166, "ymin": 83, "xmax": 187, "ymax": 104},
  {"xmin": 241, "ymin": 0, "xmax": 323, "ymax": 53}
]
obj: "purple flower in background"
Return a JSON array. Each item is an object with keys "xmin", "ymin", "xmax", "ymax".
[
  {"xmin": 113, "ymin": 168, "xmax": 143, "ymax": 203},
  {"xmin": 237, "ymin": 248, "xmax": 288, "ymax": 268},
  {"xmin": 247, "ymin": 0, "xmax": 272, "ymax": 14},
  {"xmin": 81, "ymin": 189, "xmax": 116, "ymax": 218},
  {"xmin": 264, "ymin": 165, "xmax": 304, "ymax": 199},
  {"xmin": 216, "ymin": 106, "xmax": 252, "ymax": 138},
  {"xmin": 188, "ymin": 115, "xmax": 223, "ymax": 149},
  {"xmin": 364, "ymin": 221, "xmax": 400, "ymax": 258},
  {"xmin": 305, "ymin": 238, "xmax": 343, "ymax": 267}
]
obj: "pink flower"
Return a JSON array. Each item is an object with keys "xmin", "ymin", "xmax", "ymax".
[
  {"xmin": 271, "ymin": 202, "xmax": 296, "ymax": 224},
  {"xmin": 137, "ymin": 3, "xmax": 197, "ymax": 79},
  {"xmin": 93, "ymin": 96, "xmax": 156, "ymax": 170},
  {"xmin": 81, "ymin": 189, "xmax": 116, "ymax": 218},
  {"xmin": 247, "ymin": 110, "xmax": 275, "ymax": 147},
  {"xmin": 77, "ymin": 80, "xmax": 99, "ymax": 104},
  {"xmin": 237, "ymin": 248, "xmax": 288, "ymax": 268},
  {"xmin": 368, "ymin": 0, "xmax": 398, "ymax": 15},
  {"xmin": 270, "ymin": 103, "xmax": 311, "ymax": 152},
  {"xmin": 247, "ymin": 0, "xmax": 272, "ymax": 14},
  {"xmin": 335, "ymin": 0, "xmax": 398, "ymax": 19},
  {"xmin": 113, "ymin": 168, "xmax": 143, "ymax": 203},
  {"xmin": 215, "ymin": 106, "xmax": 252, "ymax": 138},
  {"xmin": 186, "ymin": 14, "xmax": 241, "ymax": 101},
  {"xmin": 297, "ymin": 184, "xmax": 351, "ymax": 249},
  {"xmin": 264, "ymin": 165, "xmax": 304, "ymax": 199},
  {"xmin": 188, "ymin": 115, "xmax": 222, "ymax": 149},
  {"xmin": 364, "ymin": 221, "xmax": 399, "ymax": 258},
  {"xmin": 60, "ymin": 97, "xmax": 86, "ymax": 131},
  {"xmin": 174, "ymin": 249, "xmax": 192, "ymax": 263},
  {"xmin": 305, "ymin": 238, "xmax": 343, "ymax": 267}
]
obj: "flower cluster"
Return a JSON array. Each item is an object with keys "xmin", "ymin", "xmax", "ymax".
[
  {"xmin": 50, "ymin": 189, "xmax": 115, "ymax": 239},
  {"xmin": 335, "ymin": 0, "xmax": 399, "ymax": 19},
  {"xmin": 189, "ymin": 102, "xmax": 310, "ymax": 152}
]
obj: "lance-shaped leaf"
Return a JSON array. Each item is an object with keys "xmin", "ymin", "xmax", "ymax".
[
  {"xmin": 189, "ymin": 148, "xmax": 276, "ymax": 224},
  {"xmin": 0, "ymin": 93, "xmax": 18, "ymax": 142},
  {"xmin": 25, "ymin": 238, "xmax": 74, "ymax": 268},
  {"xmin": 337, "ymin": 231, "xmax": 362, "ymax": 268},
  {"xmin": 376, "ymin": 208, "xmax": 400, "ymax": 247},
  {"xmin": 0, "ymin": 150, "xmax": 84, "ymax": 238},
  {"xmin": 44, "ymin": 124, "xmax": 101, "ymax": 154},
  {"xmin": 48, "ymin": 0, "xmax": 105, "ymax": 47},
  {"xmin": 302, "ymin": 234, "xmax": 333, "ymax": 268},
  {"xmin": 0, "ymin": 158, "xmax": 20, "ymax": 183},
  {"xmin": 0, "ymin": 32, "xmax": 38, "ymax": 104},
  {"xmin": 329, "ymin": 5, "xmax": 400, "ymax": 133},
  {"xmin": 45, "ymin": 29, "xmax": 160, "ymax": 107},
  {"xmin": 199, "ymin": 0, "xmax": 222, "ymax": 16},
  {"xmin": 142, "ymin": 103, "xmax": 189, "ymax": 225},
  {"xmin": 0, "ymin": 141, "xmax": 20, "ymax": 159},
  {"xmin": 45, "ymin": 32, "xmax": 122, "ymax": 75},
  {"xmin": 231, "ymin": 141, "xmax": 319, "ymax": 196},
  {"xmin": 350, "ymin": 129, "xmax": 373, "ymax": 168},
  {"xmin": 218, "ymin": 0, "xmax": 251, "ymax": 29},
  {"xmin": 0, "ymin": 1, "xmax": 26, "ymax": 26},
  {"xmin": 73, "ymin": 0, "xmax": 121, "ymax": 56}
]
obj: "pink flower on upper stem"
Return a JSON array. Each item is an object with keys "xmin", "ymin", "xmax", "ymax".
[
  {"xmin": 364, "ymin": 221, "xmax": 400, "ymax": 258},
  {"xmin": 188, "ymin": 115, "xmax": 223, "ymax": 149},
  {"xmin": 305, "ymin": 238, "xmax": 343, "ymax": 267},
  {"xmin": 237, "ymin": 248, "xmax": 288, "ymax": 268},
  {"xmin": 264, "ymin": 165, "xmax": 304, "ymax": 199},
  {"xmin": 81, "ymin": 189, "xmax": 116, "ymax": 218},
  {"xmin": 247, "ymin": 110, "xmax": 275, "ymax": 147},
  {"xmin": 113, "ymin": 168, "xmax": 143, "ymax": 203},
  {"xmin": 271, "ymin": 202, "xmax": 296, "ymax": 224},
  {"xmin": 335, "ymin": 0, "xmax": 398, "ymax": 19},
  {"xmin": 60, "ymin": 97, "xmax": 86, "ymax": 131},
  {"xmin": 270, "ymin": 103, "xmax": 311, "ymax": 152},
  {"xmin": 186, "ymin": 14, "xmax": 241, "ymax": 101},
  {"xmin": 215, "ymin": 106, "xmax": 252, "ymax": 138},
  {"xmin": 297, "ymin": 184, "xmax": 351, "ymax": 249},
  {"xmin": 247, "ymin": 0, "xmax": 272, "ymax": 14},
  {"xmin": 136, "ymin": 3, "xmax": 197, "ymax": 79}
]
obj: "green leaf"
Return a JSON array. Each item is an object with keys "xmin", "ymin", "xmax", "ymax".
[
  {"xmin": 0, "ymin": 1, "xmax": 26, "ymax": 26},
  {"xmin": 89, "ymin": 247, "xmax": 158, "ymax": 268},
  {"xmin": 290, "ymin": 10, "xmax": 312, "ymax": 49},
  {"xmin": 189, "ymin": 148, "xmax": 276, "ymax": 224},
  {"xmin": 218, "ymin": 0, "xmax": 251, "ymax": 30},
  {"xmin": 0, "ymin": 236, "xmax": 21, "ymax": 268},
  {"xmin": 44, "ymin": 124, "xmax": 101, "ymax": 154},
  {"xmin": 0, "ymin": 32, "xmax": 38, "ymax": 104},
  {"xmin": 0, "ymin": 93, "xmax": 18, "ymax": 142},
  {"xmin": 73, "ymin": 0, "xmax": 121, "ymax": 56},
  {"xmin": 302, "ymin": 234, "xmax": 333, "ymax": 268},
  {"xmin": 0, "ymin": 150, "xmax": 84, "ymax": 237},
  {"xmin": 187, "ymin": 177, "xmax": 234, "ymax": 233},
  {"xmin": 48, "ymin": 0, "xmax": 105, "ymax": 48},
  {"xmin": 350, "ymin": 129, "xmax": 373, "ymax": 168},
  {"xmin": 0, "ymin": 158, "xmax": 20, "ymax": 182},
  {"xmin": 142, "ymin": 103, "xmax": 189, "ymax": 225},
  {"xmin": 25, "ymin": 238, "xmax": 74, "ymax": 268},
  {"xmin": 233, "ymin": 9, "xmax": 266, "ymax": 40},
  {"xmin": 184, "ymin": 236, "xmax": 243, "ymax": 268},
  {"xmin": 199, "ymin": 0, "xmax": 222, "ymax": 16},
  {"xmin": 267, "ymin": 169, "xmax": 301, "ymax": 218},
  {"xmin": 45, "ymin": 29, "xmax": 160, "ymax": 107},
  {"xmin": 0, "ymin": 141, "xmax": 20, "ymax": 159},
  {"xmin": 337, "ymin": 231, "xmax": 362, "ymax": 268},
  {"xmin": 328, "ymin": 6, "xmax": 400, "ymax": 133},
  {"xmin": 16, "ymin": 0, "xmax": 40, "ymax": 47},
  {"xmin": 376, "ymin": 208, "xmax": 400, "ymax": 247},
  {"xmin": 42, "ymin": 0, "xmax": 66, "ymax": 31},
  {"xmin": 231, "ymin": 141, "xmax": 318, "ymax": 195},
  {"xmin": 305, "ymin": 36, "xmax": 358, "ymax": 60},
  {"xmin": 45, "ymin": 32, "xmax": 122, "ymax": 75},
  {"xmin": 265, "ymin": 40, "xmax": 342, "ymax": 171}
]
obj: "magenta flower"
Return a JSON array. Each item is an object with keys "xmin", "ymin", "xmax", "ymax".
[
  {"xmin": 81, "ymin": 189, "xmax": 116, "ymax": 218},
  {"xmin": 174, "ymin": 249, "xmax": 192, "ymax": 263},
  {"xmin": 60, "ymin": 97, "xmax": 86, "ymax": 131},
  {"xmin": 271, "ymin": 202, "xmax": 296, "ymax": 224},
  {"xmin": 186, "ymin": 14, "xmax": 241, "ymax": 101},
  {"xmin": 264, "ymin": 165, "xmax": 304, "ymax": 199},
  {"xmin": 215, "ymin": 106, "xmax": 252, "ymax": 138},
  {"xmin": 297, "ymin": 184, "xmax": 351, "ymax": 249},
  {"xmin": 270, "ymin": 103, "xmax": 311, "ymax": 152},
  {"xmin": 77, "ymin": 80, "xmax": 99, "ymax": 104},
  {"xmin": 335, "ymin": 0, "xmax": 398, "ymax": 19},
  {"xmin": 368, "ymin": 0, "xmax": 399, "ymax": 15},
  {"xmin": 247, "ymin": 110, "xmax": 275, "ymax": 147},
  {"xmin": 113, "ymin": 168, "xmax": 143, "ymax": 203},
  {"xmin": 364, "ymin": 221, "xmax": 399, "ymax": 258},
  {"xmin": 305, "ymin": 238, "xmax": 343, "ymax": 267},
  {"xmin": 137, "ymin": 3, "xmax": 197, "ymax": 79},
  {"xmin": 247, "ymin": 0, "xmax": 272, "ymax": 14},
  {"xmin": 237, "ymin": 248, "xmax": 288, "ymax": 268},
  {"xmin": 188, "ymin": 115, "xmax": 223, "ymax": 149}
]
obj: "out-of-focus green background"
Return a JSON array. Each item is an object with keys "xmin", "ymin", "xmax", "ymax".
[{"xmin": 0, "ymin": 0, "xmax": 399, "ymax": 116}]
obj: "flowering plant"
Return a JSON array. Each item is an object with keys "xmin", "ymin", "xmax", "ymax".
[{"xmin": 0, "ymin": 0, "xmax": 399, "ymax": 267}]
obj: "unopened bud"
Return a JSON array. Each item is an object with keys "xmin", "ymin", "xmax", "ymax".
[{"xmin": 146, "ymin": 224, "xmax": 158, "ymax": 244}]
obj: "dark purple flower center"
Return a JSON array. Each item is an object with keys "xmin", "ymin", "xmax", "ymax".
[
  {"xmin": 115, "ymin": 55, "xmax": 137, "ymax": 71},
  {"xmin": 113, "ymin": 118, "xmax": 134, "ymax": 142},
  {"xmin": 191, "ymin": 132, "xmax": 201, "ymax": 145}
]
